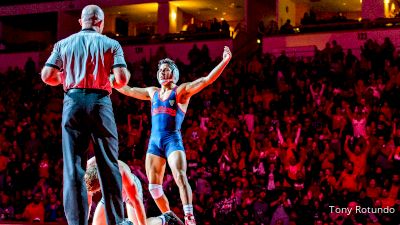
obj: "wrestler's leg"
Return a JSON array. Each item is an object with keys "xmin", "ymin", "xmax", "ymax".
[
  {"xmin": 145, "ymin": 153, "xmax": 170, "ymax": 213},
  {"xmin": 167, "ymin": 150, "xmax": 195, "ymax": 224},
  {"xmin": 167, "ymin": 150, "xmax": 192, "ymax": 206}
]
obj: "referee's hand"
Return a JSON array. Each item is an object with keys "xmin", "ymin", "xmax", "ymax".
[{"xmin": 109, "ymin": 74, "xmax": 115, "ymax": 88}]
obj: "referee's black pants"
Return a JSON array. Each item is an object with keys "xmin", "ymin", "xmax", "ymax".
[{"xmin": 62, "ymin": 89, "xmax": 125, "ymax": 225}]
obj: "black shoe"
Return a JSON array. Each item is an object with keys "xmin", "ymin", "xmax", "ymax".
[
  {"xmin": 117, "ymin": 219, "xmax": 133, "ymax": 225},
  {"xmin": 163, "ymin": 211, "xmax": 184, "ymax": 225}
]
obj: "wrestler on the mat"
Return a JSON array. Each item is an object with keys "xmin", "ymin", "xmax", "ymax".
[{"xmin": 85, "ymin": 157, "xmax": 184, "ymax": 225}]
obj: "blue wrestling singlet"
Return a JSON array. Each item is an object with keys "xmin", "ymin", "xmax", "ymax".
[{"xmin": 147, "ymin": 87, "xmax": 185, "ymax": 158}]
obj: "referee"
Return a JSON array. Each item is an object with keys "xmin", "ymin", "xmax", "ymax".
[{"xmin": 41, "ymin": 5, "xmax": 131, "ymax": 225}]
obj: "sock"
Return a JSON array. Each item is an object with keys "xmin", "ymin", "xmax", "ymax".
[
  {"xmin": 183, "ymin": 204, "xmax": 193, "ymax": 216},
  {"xmin": 158, "ymin": 214, "xmax": 166, "ymax": 225}
]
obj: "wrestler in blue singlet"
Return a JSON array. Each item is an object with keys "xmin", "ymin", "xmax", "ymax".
[{"xmin": 147, "ymin": 87, "xmax": 185, "ymax": 158}]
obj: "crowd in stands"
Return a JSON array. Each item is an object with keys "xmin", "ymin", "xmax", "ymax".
[
  {"xmin": 186, "ymin": 18, "xmax": 230, "ymax": 35},
  {"xmin": 161, "ymin": 18, "xmax": 232, "ymax": 42},
  {"xmin": 300, "ymin": 10, "xmax": 349, "ymax": 26},
  {"xmin": 261, "ymin": 12, "xmax": 353, "ymax": 36},
  {"xmin": 260, "ymin": 9, "xmax": 400, "ymax": 37},
  {"xmin": 0, "ymin": 36, "xmax": 400, "ymax": 225}
]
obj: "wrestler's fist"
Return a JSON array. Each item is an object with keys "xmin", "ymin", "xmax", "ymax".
[{"xmin": 222, "ymin": 46, "xmax": 232, "ymax": 62}]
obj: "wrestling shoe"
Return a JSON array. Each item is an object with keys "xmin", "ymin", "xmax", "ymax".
[
  {"xmin": 117, "ymin": 219, "xmax": 133, "ymax": 225},
  {"xmin": 184, "ymin": 214, "xmax": 196, "ymax": 225},
  {"xmin": 164, "ymin": 211, "xmax": 184, "ymax": 225}
]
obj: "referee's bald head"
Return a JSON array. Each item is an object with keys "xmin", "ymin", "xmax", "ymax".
[{"xmin": 80, "ymin": 5, "xmax": 104, "ymax": 31}]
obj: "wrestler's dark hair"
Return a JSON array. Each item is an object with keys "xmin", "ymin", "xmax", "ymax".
[
  {"xmin": 158, "ymin": 58, "xmax": 179, "ymax": 78},
  {"xmin": 85, "ymin": 164, "xmax": 101, "ymax": 193}
]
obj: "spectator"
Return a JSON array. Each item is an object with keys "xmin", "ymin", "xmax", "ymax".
[
  {"xmin": 266, "ymin": 20, "xmax": 279, "ymax": 35},
  {"xmin": 210, "ymin": 18, "xmax": 221, "ymax": 32},
  {"xmin": 257, "ymin": 20, "xmax": 266, "ymax": 38},
  {"xmin": 301, "ymin": 12, "xmax": 312, "ymax": 25},
  {"xmin": 0, "ymin": 193, "xmax": 14, "ymax": 221},
  {"xmin": 253, "ymin": 190, "xmax": 269, "ymax": 225},
  {"xmin": 280, "ymin": 20, "xmax": 294, "ymax": 34},
  {"xmin": 221, "ymin": 20, "xmax": 230, "ymax": 33},
  {"xmin": 344, "ymin": 136, "xmax": 369, "ymax": 176},
  {"xmin": 310, "ymin": 82, "xmax": 325, "ymax": 107},
  {"xmin": 332, "ymin": 12, "xmax": 347, "ymax": 22},
  {"xmin": 44, "ymin": 193, "xmax": 63, "ymax": 222},
  {"xmin": 22, "ymin": 192, "xmax": 45, "ymax": 222},
  {"xmin": 270, "ymin": 192, "xmax": 290, "ymax": 225},
  {"xmin": 336, "ymin": 161, "xmax": 360, "ymax": 193},
  {"xmin": 213, "ymin": 188, "xmax": 237, "ymax": 225},
  {"xmin": 198, "ymin": 22, "xmax": 209, "ymax": 33}
]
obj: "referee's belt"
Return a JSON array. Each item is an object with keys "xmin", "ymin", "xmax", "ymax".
[{"xmin": 66, "ymin": 88, "xmax": 109, "ymax": 96}]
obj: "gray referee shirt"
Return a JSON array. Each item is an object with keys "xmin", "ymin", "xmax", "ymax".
[{"xmin": 45, "ymin": 28, "xmax": 127, "ymax": 93}]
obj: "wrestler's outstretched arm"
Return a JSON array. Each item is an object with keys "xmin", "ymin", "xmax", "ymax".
[
  {"xmin": 119, "ymin": 161, "xmax": 147, "ymax": 225},
  {"xmin": 116, "ymin": 86, "xmax": 157, "ymax": 100},
  {"xmin": 86, "ymin": 157, "xmax": 147, "ymax": 225},
  {"xmin": 178, "ymin": 46, "xmax": 231, "ymax": 99}
]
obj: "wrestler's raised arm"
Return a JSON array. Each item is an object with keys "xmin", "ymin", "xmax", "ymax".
[{"xmin": 178, "ymin": 46, "xmax": 231, "ymax": 100}]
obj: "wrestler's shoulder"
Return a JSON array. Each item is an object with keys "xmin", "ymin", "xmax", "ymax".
[
  {"xmin": 147, "ymin": 86, "xmax": 158, "ymax": 91},
  {"xmin": 176, "ymin": 83, "xmax": 189, "ymax": 92},
  {"xmin": 146, "ymin": 86, "xmax": 158, "ymax": 96}
]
